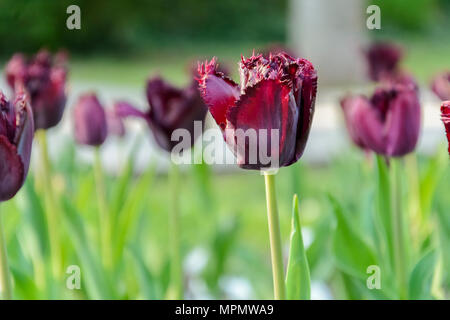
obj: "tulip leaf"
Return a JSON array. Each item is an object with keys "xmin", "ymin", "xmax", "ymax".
[
  {"xmin": 419, "ymin": 145, "xmax": 447, "ymax": 220},
  {"xmin": 127, "ymin": 245, "xmax": 160, "ymax": 299},
  {"xmin": 329, "ymin": 195, "xmax": 377, "ymax": 280},
  {"xmin": 22, "ymin": 177, "xmax": 50, "ymax": 259},
  {"xmin": 114, "ymin": 164, "xmax": 155, "ymax": 263},
  {"xmin": 408, "ymin": 250, "xmax": 436, "ymax": 300},
  {"xmin": 61, "ymin": 196, "xmax": 114, "ymax": 299},
  {"xmin": 375, "ymin": 155, "xmax": 394, "ymax": 268},
  {"xmin": 285, "ymin": 195, "xmax": 311, "ymax": 300}
]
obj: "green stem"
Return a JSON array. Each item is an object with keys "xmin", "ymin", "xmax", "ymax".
[
  {"xmin": 0, "ymin": 207, "xmax": 12, "ymax": 300},
  {"xmin": 390, "ymin": 159, "xmax": 407, "ymax": 299},
  {"xmin": 264, "ymin": 173, "xmax": 286, "ymax": 300},
  {"xmin": 94, "ymin": 148, "xmax": 112, "ymax": 271},
  {"xmin": 36, "ymin": 130, "xmax": 62, "ymax": 280},
  {"xmin": 167, "ymin": 163, "xmax": 183, "ymax": 300}
]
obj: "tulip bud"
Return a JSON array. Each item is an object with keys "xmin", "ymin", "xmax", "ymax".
[
  {"xmin": 441, "ymin": 101, "xmax": 450, "ymax": 156},
  {"xmin": 0, "ymin": 91, "xmax": 34, "ymax": 201},
  {"xmin": 345, "ymin": 81, "xmax": 421, "ymax": 158},
  {"xmin": 5, "ymin": 49, "xmax": 68, "ymax": 130},
  {"xmin": 431, "ymin": 72, "xmax": 450, "ymax": 101},
  {"xmin": 365, "ymin": 42, "xmax": 403, "ymax": 82},
  {"xmin": 197, "ymin": 52, "xmax": 317, "ymax": 170},
  {"xmin": 116, "ymin": 77, "xmax": 207, "ymax": 153},
  {"xmin": 73, "ymin": 93, "xmax": 107, "ymax": 147}
]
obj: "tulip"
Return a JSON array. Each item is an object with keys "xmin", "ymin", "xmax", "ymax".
[
  {"xmin": 343, "ymin": 81, "xmax": 420, "ymax": 158},
  {"xmin": 0, "ymin": 91, "xmax": 34, "ymax": 300},
  {"xmin": 197, "ymin": 52, "xmax": 317, "ymax": 170},
  {"xmin": 365, "ymin": 42, "xmax": 403, "ymax": 82},
  {"xmin": 116, "ymin": 77, "xmax": 208, "ymax": 153},
  {"xmin": 73, "ymin": 93, "xmax": 108, "ymax": 147},
  {"xmin": 431, "ymin": 72, "xmax": 450, "ymax": 101},
  {"xmin": 0, "ymin": 91, "xmax": 34, "ymax": 202},
  {"xmin": 198, "ymin": 52, "xmax": 317, "ymax": 300},
  {"xmin": 441, "ymin": 101, "xmax": 450, "ymax": 156},
  {"xmin": 5, "ymin": 49, "xmax": 68, "ymax": 131}
]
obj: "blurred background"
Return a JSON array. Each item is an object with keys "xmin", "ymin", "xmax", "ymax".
[{"xmin": 0, "ymin": 0, "xmax": 449, "ymax": 300}]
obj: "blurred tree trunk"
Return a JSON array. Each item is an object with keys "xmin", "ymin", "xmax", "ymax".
[{"xmin": 289, "ymin": 0, "xmax": 367, "ymax": 86}]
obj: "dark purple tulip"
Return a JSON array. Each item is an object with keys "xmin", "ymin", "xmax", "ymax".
[
  {"xmin": 441, "ymin": 101, "xmax": 450, "ymax": 156},
  {"xmin": 344, "ymin": 81, "xmax": 421, "ymax": 157},
  {"xmin": 5, "ymin": 49, "xmax": 68, "ymax": 130},
  {"xmin": 116, "ymin": 77, "xmax": 208, "ymax": 152},
  {"xmin": 73, "ymin": 93, "xmax": 108, "ymax": 147},
  {"xmin": 197, "ymin": 52, "xmax": 317, "ymax": 170},
  {"xmin": 365, "ymin": 42, "xmax": 403, "ymax": 82},
  {"xmin": 0, "ymin": 91, "xmax": 34, "ymax": 201},
  {"xmin": 431, "ymin": 72, "xmax": 450, "ymax": 101}
]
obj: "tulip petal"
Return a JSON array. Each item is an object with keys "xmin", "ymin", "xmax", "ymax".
[
  {"xmin": 13, "ymin": 94, "xmax": 34, "ymax": 176},
  {"xmin": 198, "ymin": 59, "xmax": 240, "ymax": 130},
  {"xmin": 441, "ymin": 101, "xmax": 450, "ymax": 156},
  {"xmin": 340, "ymin": 96, "xmax": 368, "ymax": 149},
  {"xmin": 0, "ymin": 135, "xmax": 24, "ymax": 202},
  {"xmin": 115, "ymin": 101, "xmax": 148, "ymax": 120},
  {"xmin": 292, "ymin": 60, "xmax": 317, "ymax": 163},
  {"xmin": 353, "ymin": 96, "xmax": 387, "ymax": 155},
  {"xmin": 226, "ymin": 79, "xmax": 298, "ymax": 169},
  {"xmin": 385, "ymin": 88, "xmax": 421, "ymax": 157}
]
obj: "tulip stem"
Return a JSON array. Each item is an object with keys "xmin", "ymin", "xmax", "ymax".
[
  {"xmin": 93, "ymin": 148, "xmax": 112, "ymax": 271},
  {"xmin": 167, "ymin": 162, "xmax": 183, "ymax": 300},
  {"xmin": 264, "ymin": 172, "xmax": 286, "ymax": 300},
  {"xmin": 36, "ymin": 130, "xmax": 62, "ymax": 280},
  {"xmin": 0, "ymin": 207, "xmax": 12, "ymax": 300},
  {"xmin": 390, "ymin": 159, "xmax": 408, "ymax": 299}
]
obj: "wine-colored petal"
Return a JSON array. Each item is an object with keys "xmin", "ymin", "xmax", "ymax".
[
  {"xmin": 13, "ymin": 93, "xmax": 34, "ymax": 176},
  {"xmin": 353, "ymin": 96, "xmax": 387, "ymax": 155},
  {"xmin": 365, "ymin": 42, "xmax": 403, "ymax": 81},
  {"xmin": 0, "ymin": 135, "xmax": 25, "ymax": 202},
  {"xmin": 441, "ymin": 101, "xmax": 450, "ymax": 156},
  {"xmin": 197, "ymin": 58, "xmax": 240, "ymax": 130},
  {"xmin": 292, "ymin": 59, "xmax": 317, "ymax": 163},
  {"xmin": 340, "ymin": 95, "xmax": 368, "ymax": 149},
  {"xmin": 431, "ymin": 72, "xmax": 450, "ymax": 101},
  {"xmin": 385, "ymin": 87, "xmax": 421, "ymax": 157},
  {"xmin": 74, "ymin": 94, "xmax": 107, "ymax": 146},
  {"xmin": 226, "ymin": 79, "xmax": 298, "ymax": 169}
]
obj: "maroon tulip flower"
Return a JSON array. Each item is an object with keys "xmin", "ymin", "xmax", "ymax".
[
  {"xmin": 441, "ymin": 101, "xmax": 450, "ymax": 156},
  {"xmin": 343, "ymin": 81, "xmax": 421, "ymax": 157},
  {"xmin": 5, "ymin": 49, "xmax": 68, "ymax": 130},
  {"xmin": 74, "ymin": 93, "xmax": 108, "ymax": 147},
  {"xmin": 365, "ymin": 42, "xmax": 403, "ymax": 82},
  {"xmin": 0, "ymin": 91, "xmax": 34, "ymax": 201},
  {"xmin": 197, "ymin": 52, "xmax": 317, "ymax": 170},
  {"xmin": 116, "ymin": 77, "xmax": 208, "ymax": 152},
  {"xmin": 431, "ymin": 72, "xmax": 450, "ymax": 101}
]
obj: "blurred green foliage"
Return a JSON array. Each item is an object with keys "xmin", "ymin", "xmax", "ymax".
[
  {"xmin": 0, "ymin": 0, "xmax": 287, "ymax": 55},
  {"xmin": 1, "ymin": 0, "xmax": 449, "ymax": 57}
]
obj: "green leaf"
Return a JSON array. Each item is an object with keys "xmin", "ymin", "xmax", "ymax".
[
  {"xmin": 329, "ymin": 195, "xmax": 377, "ymax": 280},
  {"xmin": 409, "ymin": 250, "xmax": 436, "ymax": 300},
  {"xmin": 114, "ymin": 165, "xmax": 155, "ymax": 263},
  {"xmin": 22, "ymin": 177, "xmax": 50, "ymax": 259},
  {"xmin": 285, "ymin": 195, "xmax": 311, "ymax": 300},
  {"xmin": 61, "ymin": 196, "xmax": 114, "ymax": 299},
  {"xmin": 419, "ymin": 145, "xmax": 448, "ymax": 219},
  {"xmin": 375, "ymin": 155, "xmax": 394, "ymax": 269},
  {"xmin": 127, "ymin": 245, "xmax": 160, "ymax": 299}
]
